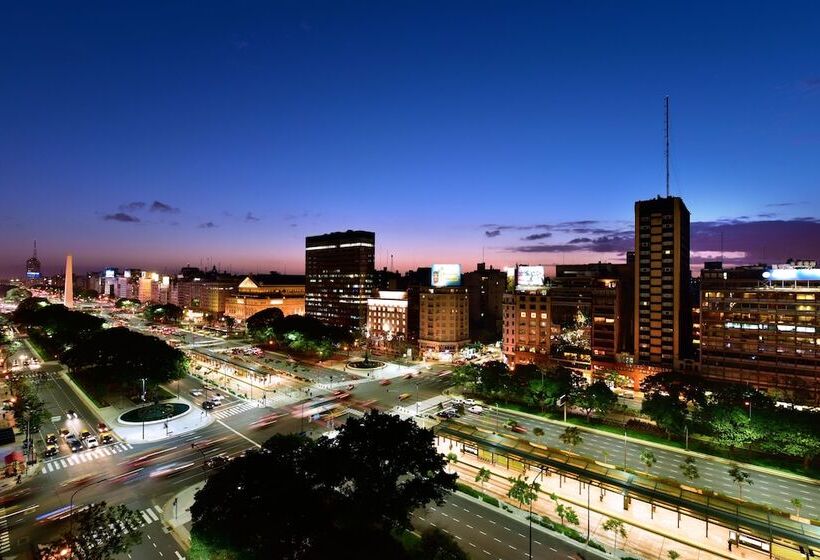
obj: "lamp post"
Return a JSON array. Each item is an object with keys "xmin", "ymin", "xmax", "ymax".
[
  {"xmin": 415, "ymin": 382, "xmax": 420, "ymax": 417},
  {"xmin": 623, "ymin": 424, "xmax": 628, "ymax": 469},
  {"xmin": 744, "ymin": 400, "xmax": 752, "ymax": 420},
  {"xmin": 69, "ymin": 477, "xmax": 108, "ymax": 541},
  {"xmin": 528, "ymin": 468, "xmax": 545, "ymax": 560}
]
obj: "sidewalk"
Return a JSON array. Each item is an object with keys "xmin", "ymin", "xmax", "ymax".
[
  {"xmin": 163, "ymin": 482, "xmax": 203, "ymax": 547},
  {"xmin": 108, "ymin": 398, "xmax": 214, "ymax": 444},
  {"xmin": 498, "ymin": 404, "xmax": 820, "ymax": 486}
]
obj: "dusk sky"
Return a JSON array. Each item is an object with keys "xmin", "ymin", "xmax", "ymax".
[{"xmin": 2, "ymin": 2, "xmax": 819, "ymax": 278}]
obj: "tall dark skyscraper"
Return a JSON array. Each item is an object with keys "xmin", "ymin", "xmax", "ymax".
[
  {"xmin": 633, "ymin": 196, "xmax": 692, "ymax": 367},
  {"xmin": 25, "ymin": 240, "xmax": 41, "ymax": 283},
  {"xmin": 305, "ymin": 230, "xmax": 375, "ymax": 332}
]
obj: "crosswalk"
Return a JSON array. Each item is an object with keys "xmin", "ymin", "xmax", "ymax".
[
  {"xmin": 210, "ymin": 401, "xmax": 258, "ymax": 419},
  {"xmin": 0, "ymin": 507, "xmax": 10, "ymax": 554},
  {"xmin": 139, "ymin": 504, "xmax": 163, "ymax": 525},
  {"xmin": 41, "ymin": 442, "xmax": 134, "ymax": 474}
]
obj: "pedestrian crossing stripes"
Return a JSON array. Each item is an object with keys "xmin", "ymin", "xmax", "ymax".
[
  {"xmin": 210, "ymin": 401, "xmax": 258, "ymax": 419},
  {"xmin": 0, "ymin": 507, "xmax": 10, "ymax": 554},
  {"xmin": 41, "ymin": 442, "xmax": 134, "ymax": 474}
]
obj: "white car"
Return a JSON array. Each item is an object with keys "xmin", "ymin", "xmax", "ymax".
[
  {"xmin": 210, "ymin": 394, "xmax": 225, "ymax": 403},
  {"xmin": 464, "ymin": 398, "xmax": 478, "ymax": 406},
  {"xmin": 190, "ymin": 389, "xmax": 203, "ymax": 397},
  {"xmin": 85, "ymin": 436, "xmax": 99, "ymax": 449},
  {"xmin": 467, "ymin": 405, "xmax": 484, "ymax": 414}
]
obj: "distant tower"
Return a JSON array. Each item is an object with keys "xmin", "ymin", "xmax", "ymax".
[
  {"xmin": 64, "ymin": 254, "xmax": 74, "ymax": 308},
  {"xmin": 25, "ymin": 241, "xmax": 42, "ymax": 284}
]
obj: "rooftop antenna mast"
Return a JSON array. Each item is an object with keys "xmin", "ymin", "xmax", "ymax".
[{"xmin": 665, "ymin": 95, "xmax": 670, "ymax": 197}]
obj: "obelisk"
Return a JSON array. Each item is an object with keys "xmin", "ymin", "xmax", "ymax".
[{"xmin": 64, "ymin": 254, "xmax": 74, "ymax": 308}]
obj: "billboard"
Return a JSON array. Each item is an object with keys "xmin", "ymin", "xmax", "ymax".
[
  {"xmin": 517, "ymin": 266, "xmax": 545, "ymax": 289},
  {"xmin": 763, "ymin": 269, "xmax": 820, "ymax": 281},
  {"xmin": 431, "ymin": 264, "xmax": 461, "ymax": 287}
]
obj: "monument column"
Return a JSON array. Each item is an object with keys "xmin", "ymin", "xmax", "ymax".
[{"xmin": 64, "ymin": 254, "xmax": 74, "ymax": 308}]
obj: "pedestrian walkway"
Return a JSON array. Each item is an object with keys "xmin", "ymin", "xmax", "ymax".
[
  {"xmin": 210, "ymin": 401, "xmax": 258, "ymax": 420},
  {"xmin": 40, "ymin": 442, "xmax": 134, "ymax": 475},
  {"xmin": 163, "ymin": 483, "xmax": 203, "ymax": 546},
  {"xmin": 0, "ymin": 508, "xmax": 10, "ymax": 555}
]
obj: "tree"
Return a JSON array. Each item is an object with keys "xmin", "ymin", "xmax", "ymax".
[
  {"xmin": 12, "ymin": 380, "xmax": 48, "ymax": 432},
  {"xmin": 223, "ymin": 315, "xmax": 236, "ymax": 334},
  {"xmin": 533, "ymin": 426, "xmax": 545, "ymax": 443},
  {"xmin": 114, "ymin": 297, "xmax": 141, "ymax": 309},
  {"xmin": 602, "ymin": 518, "xmax": 628, "ymax": 552},
  {"xmin": 639, "ymin": 449, "xmax": 657, "ymax": 472},
  {"xmin": 678, "ymin": 457, "xmax": 699, "ymax": 482},
  {"xmin": 446, "ymin": 452, "xmax": 459, "ymax": 471},
  {"xmin": 12, "ymin": 296, "xmax": 50, "ymax": 325},
  {"xmin": 790, "ymin": 498, "xmax": 802, "ymax": 517},
  {"xmin": 4, "ymin": 287, "xmax": 32, "ymax": 304},
  {"xmin": 43, "ymin": 502, "xmax": 143, "ymax": 560},
  {"xmin": 143, "ymin": 303, "xmax": 182, "ymax": 324},
  {"xmin": 667, "ymin": 551, "xmax": 680, "ymax": 560},
  {"xmin": 418, "ymin": 527, "xmax": 469, "ymax": 560},
  {"xmin": 559, "ymin": 426, "xmax": 583, "ymax": 449},
  {"xmin": 75, "ymin": 288, "xmax": 99, "ymax": 301},
  {"xmin": 507, "ymin": 475, "xmax": 540, "ymax": 509},
  {"xmin": 727, "ymin": 464, "xmax": 752, "ymax": 499},
  {"xmin": 555, "ymin": 502, "xmax": 579, "ymax": 527},
  {"xmin": 574, "ymin": 380, "xmax": 618, "ymax": 421},
  {"xmin": 641, "ymin": 393, "xmax": 687, "ymax": 438},
  {"xmin": 475, "ymin": 467, "xmax": 492, "ymax": 489},
  {"xmin": 246, "ymin": 307, "xmax": 285, "ymax": 342},
  {"xmin": 193, "ymin": 414, "xmax": 456, "ymax": 560}
]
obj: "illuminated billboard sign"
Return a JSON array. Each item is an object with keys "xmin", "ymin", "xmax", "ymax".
[
  {"xmin": 516, "ymin": 266, "xmax": 545, "ymax": 289},
  {"xmin": 763, "ymin": 269, "xmax": 820, "ymax": 281},
  {"xmin": 431, "ymin": 264, "xmax": 461, "ymax": 287}
]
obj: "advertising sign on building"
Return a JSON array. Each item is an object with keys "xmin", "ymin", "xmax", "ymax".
[
  {"xmin": 516, "ymin": 266, "xmax": 545, "ymax": 289},
  {"xmin": 431, "ymin": 264, "xmax": 461, "ymax": 287}
]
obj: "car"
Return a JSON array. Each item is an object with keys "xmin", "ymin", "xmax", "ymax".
[
  {"xmin": 451, "ymin": 397, "xmax": 465, "ymax": 405},
  {"xmin": 511, "ymin": 424, "xmax": 528, "ymax": 434},
  {"xmin": 97, "ymin": 422, "xmax": 109, "ymax": 432},
  {"xmin": 66, "ymin": 436, "xmax": 83, "ymax": 453},
  {"xmin": 437, "ymin": 408, "xmax": 458, "ymax": 419},
  {"xmin": 398, "ymin": 393, "xmax": 411, "ymax": 401},
  {"xmin": 189, "ymin": 389, "xmax": 203, "ymax": 397},
  {"xmin": 44, "ymin": 444, "xmax": 59, "ymax": 458},
  {"xmin": 467, "ymin": 405, "xmax": 484, "ymax": 414},
  {"xmin": 85, "ymin": 436, "xmax": 99, "ymax": 449},
  {"xmin": 463, "ymin": 398, "xmax": 478, "ymax": 406},
  {"xmin": 99, "ymin": 433, "xmax": 114, "ymax": 444},
  {"xmin": 379, "ymin": 379, "xmax": 391, "ymax": 386},
  {"xmin": 46, "ymin": 433, "xmax": 58, "ymax": 445},
  {"xmin": 66, "ymin": 410, "xmax": 78, "ymax": 419},
  {"xmin": 80, "ymin": 430, "xmax": 92, "ymax": 441},
  {"xmin": 150, "ymin": 461, "xmax": 196, "ymax": 478},
  {"xmin": 204, "ymin": 455, "xmax": 230, "ymax": 469},
  {"xmin": 59, "ymin": 428, "xmax": 71, "ymax": 439},
  {"xmin": 202, "ymin": 400, "xmax": 216, "ymax": 410},
  {"xmin": 210, "ymin": 394, "xmax": 225, "ymax": 403}
]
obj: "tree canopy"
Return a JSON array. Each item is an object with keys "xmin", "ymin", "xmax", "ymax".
[
  {"xmin": 12, "ymin": 296, "xmax": 51, "ymax": 325},
  {"xmin": 4, "ymin": 286, "xmax": 32, "ymax": 303},
  {"xmin": 573, "ymin": 380, "xmax": 618, "ymax": 421},
  {"xmin": 143, "ymin": 303, "xmax": 182, "ymax": 323},
  {"xmin": 42, "ymin": 502, "xmax": 143, "ymax": 560},
  {"xmin": 191, "ymin": 411, "xmax": 457, "ymax": 560},
  {"xmin": 63, "ymin": 327, "xmax": 188, "ymax": 385},
  {"xmin": 246, "ymin": 310, "xmax": 353, "ymax": 358}
]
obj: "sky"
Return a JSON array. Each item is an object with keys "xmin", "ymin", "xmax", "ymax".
[{"xmin": 1, "ymin": 1, "xmax": 819, "ymax": 278}]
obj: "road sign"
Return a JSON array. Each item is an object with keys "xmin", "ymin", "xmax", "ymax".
[{"xmin": 50, "ymin": 415, "xmax": 62, "ymax": 422}]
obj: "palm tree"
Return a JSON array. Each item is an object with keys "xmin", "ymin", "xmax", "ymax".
[
  {"xmin": 639, "ymin": 449, "xmax": 657, "ymax": 472},
  {"xmin": 446, "ymin": 452, "xmax": 459, "ymax": 473},
  {"xmin": 791, "ymin": 498, "xmax": 803, "ymax": 517},
  {"xmin": 507, "ymin": 475, "xmax": 539, "ymax": 509},
  {"xmin": 727, "ymin": 464, "xmax": 752, "ymax": 499},
  {"xmin": 475, "ymin": 467, "xmax": 491, "ymax": 489},
  {"xmin": 559, "ymin": 426, "xmax": 583, "ymax": 450},
  {"xmin": 602, "ymin": 518, "xmax": 628, "ymax": 553},
  {"xmin": 533, "ymin": 426, "xmax": 545, "ymax": 443},
  {"xmin": 679, "ymin": 457, "xmax": 699, "ymax": 482},
  {"xmin": 667, "ymin": 551, "xmax": 680, "ymax": 560}
]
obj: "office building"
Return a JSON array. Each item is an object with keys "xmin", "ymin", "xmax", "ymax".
[
  {"xmin": 634, "ymin": 196, "xmax": 692, "ymax": 367},
  {"xmin": 305, "ymin": 230, "xmax": 375, "ymax": 332},
  {"xmin": 25, "ymin": 241, "xmax": 41, "ymax": 284},
  {"xmin": 502, "ymin": 290, "xmax": 551, "ymax": 366},
  {"xmin": 700, "ymin": 261, "xmax": 820, "ymax": 404},
  {"xmin": 224, "ymin": 273, "xmax": 305, "ymax": 322},
  {"xmin": 462, "ymin": 263, "xmax": 507, "ymax": 342},
  {"xmin": 418, "ymin": 287, "xmax": 470, "ymax": 353}
]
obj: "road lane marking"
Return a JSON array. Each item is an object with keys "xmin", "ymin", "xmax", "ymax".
[
  {"xmin": 216, "ymin": 419, "xmax": 261, "ymax": 448},
  {"xmin": 153, "ymin": 505, "xmax": 163, "ymax": 515}
]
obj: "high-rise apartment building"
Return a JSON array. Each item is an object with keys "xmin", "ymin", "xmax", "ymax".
[
  {"xmin": 700, "ymin": 261, "xmax": 820, "ymax": 404},
  {"xmin": 418, "ymin": 287, "xmax": 470, "ymax": 353},
  {"xmin": 25, "ymin": 241, "xmax": 41, "ymax": 284},
  {"xmin": 634, "ymin": 196, "xmax": 692, "ymax": 367},
  {"xmin": 462, "ymin": 263, "xmax": 507, "ymax": 342},
  {"xmin": 502, "ymin": 290, "xmax": 551, "ymax": 366},
  {"xmin": 305, "ymin": 230, "xmax": 375, "ymax": 332},
  {"xmin": 366, "ymin": 291, "xmax": 409, "ymax": 350}
]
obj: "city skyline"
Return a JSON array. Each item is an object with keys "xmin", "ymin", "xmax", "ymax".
[{"xmin": 2, "ymin": 2, "xmax": 820, "ymax": 277}]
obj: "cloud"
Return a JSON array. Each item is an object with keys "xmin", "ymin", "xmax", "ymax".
[
  {"xmin": 509, "ymin": 234, "xmax": 634, "ymax": 254},
  {"xmin": 245, "ymin": 212, "xmax": 260, "ymax": 222},
  {"xmin": 150, "ymin": 201, "xmax": 180, "ymax": 213},
  {"xmin": 103, "ymin": 212, "xmax": 140, "ymax": 223},
  {"xmin": 119, "ymin": 201, "xmax": 145, "ymax": 212},
  {"xmin": 485, "ymin": 229, "xmax": 501, "ymax": 238},
  {"xmin": 756, "ymin": 213, "xmax": 777, "ymax": 219},
  {"xmin": 198, "ymin": 222, "xmax": 218, "ymax": 229},
  {"xmin": 522, "ymin": 232, "xmax": 552, "ymax": 241},
  {"xmin": 799, "ymin": 77, "xmax": 820, "ymax": 92},
  {"xmin": 765, "ymin": 202, "xmax": 800, "ymax": 208}
]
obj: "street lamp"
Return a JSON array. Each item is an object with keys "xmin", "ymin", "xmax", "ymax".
[
  {"xmin": 69, "ymin": 477, "xmax": 108, "ymax": 539},
  {"xmin": 743, "ymin": 400, "xmax": 752, "ymax": 420},
  {"xmin": 528, "ymin": 468, "xmax": 546, "ymax": 560},
  {"xmin": 623, "ymin": 423, "xmax": 628, "ymax": 469}
]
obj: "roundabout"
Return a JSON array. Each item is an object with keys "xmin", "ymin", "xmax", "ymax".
[
  {"xmin": 346, "ymin": 356, "xmax": 386, "ymax": 371},
  {"xmin": 119, "ymin": 402, "xmax": 191, "ymax": 424}
]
